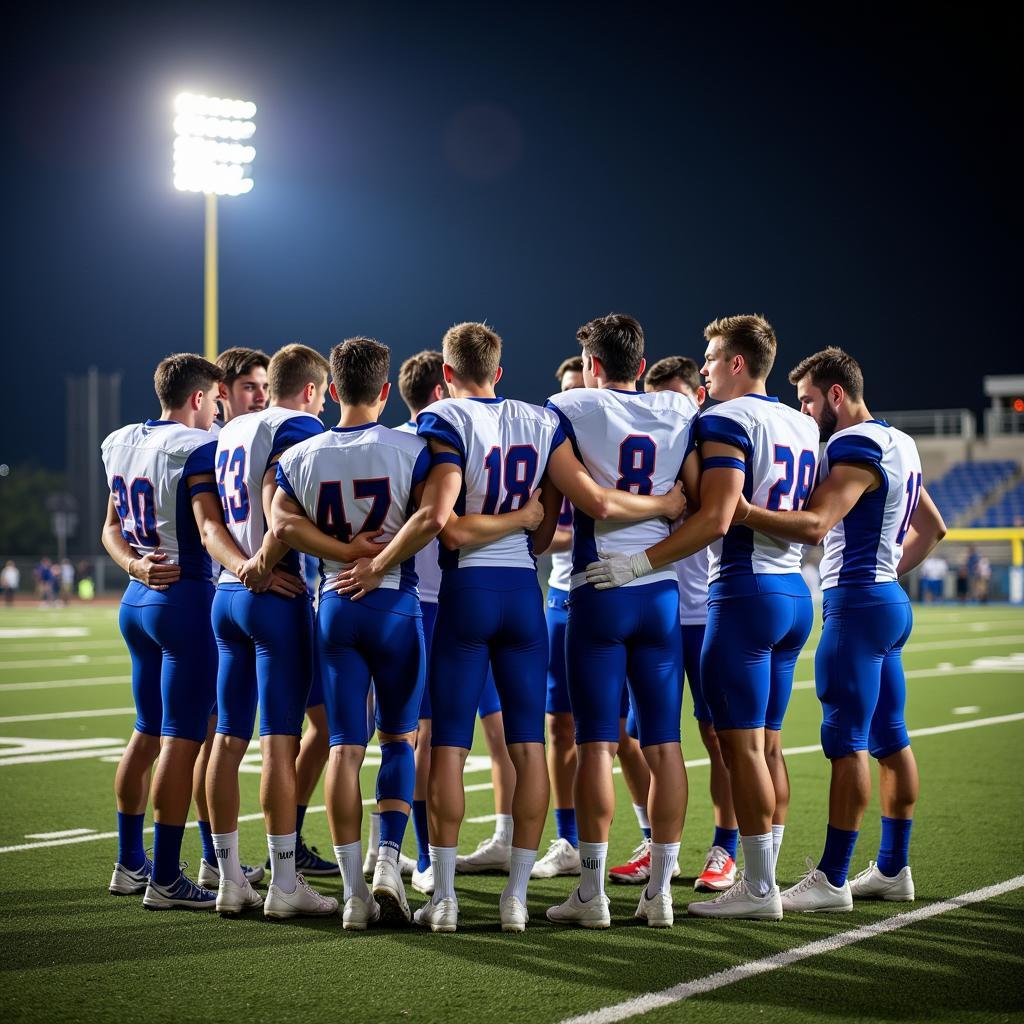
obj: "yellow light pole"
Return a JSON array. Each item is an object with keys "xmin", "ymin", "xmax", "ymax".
[{"xmin": 204, "ymin": 193, "xmax": 218, "ymax": 361}]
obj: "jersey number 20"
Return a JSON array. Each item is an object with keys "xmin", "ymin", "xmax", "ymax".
[
  {"xmin": 766, "ymin": 445, "xmax": 816, "ymax": 511},
  {"xmin": 112, "ymin": 475, "xmax": 160, "ymax": 548}
]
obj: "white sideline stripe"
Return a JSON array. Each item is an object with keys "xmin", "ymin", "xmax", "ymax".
[
  {"xmin": 0, "ymin": 676, "xmax": 130, "ymax": 692},
  {"xmin": 467, "ymin": 814, "xmax": 498, "ymax": 824},
  {"xmin": 25, "ymin": 828, "xmax": 95, "ymax": 839},
  {"xmin": 0, "ymin": 628, "xmax": 90, "ymax": 639},
  {"xmin": 558, "ymin": 874, "xmax": 1024, "ymax": 1024},
  {"xmin": 0, "ymin": 746, "xmax": 127, "ymax": 767},
  {"xmin": 2, "ymin": 711, "xmax": 1021, "ymax": 855},
  {"xmin": 792, "ymin": 654, "xmax": 1024, "ymax": 691},
  {"xmin": 0, "ymin": 654, "xmax": 127, "ymax": 670},
  {"xmin": 0, "ymin": 707, "xmax": 136, "ymax": 724},
  {"xmin": 0, "ymin": 640, "xmax": 123, "ymax": 653}
]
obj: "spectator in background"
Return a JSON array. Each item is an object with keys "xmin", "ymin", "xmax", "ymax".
[
  {"xmin": 2, "ymin": 560, "xmax": 19, "ymax": 606},
  {"xmin": 76, "ymin": 560, "xmax": 95, "ymax": 601},
  {"xmin": 34, "ymin": 557, "xmax": 54, "ymax": 605},
  {"xmin": 974, "ymin": 556, "xmax": 992, "ymax": 603},
  {"xmin": 920, "ymin": 555, "xmax": 948, "ymax": 602},
  {"xmin": 956, "ymin": 563, "xmax": 970, "ymax": 603},
  {"xmin": 60, "ymin": 557, "xmax": 75, "ymax": 602}
]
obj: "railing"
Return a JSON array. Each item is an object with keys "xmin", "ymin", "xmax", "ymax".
[
  {"xmin": 873, "ymin": 408, "xmax": 976, "ymax": 438},
  {"xmin": 985, "ymin": 408, "xmax": 1024, "ymax": 436}
]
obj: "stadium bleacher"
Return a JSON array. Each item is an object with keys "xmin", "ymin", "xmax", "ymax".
[
  {"xmin": 973, "ymin": 478, "xmax": 1024, "ymax": 527},
  {"xmin": 927, "ymin": 460, "xmax": 1019, "ymax": 526}
]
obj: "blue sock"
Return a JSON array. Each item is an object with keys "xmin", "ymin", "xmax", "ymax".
[
  {"xmin": 641, "ymin": 826, "xmax": 652, "ymax": 841},
  {"xmin": 152, "ymin": 822, "xmax": 186, "ymax": 886},
  {"xmin": 117, "ymin": 812, "xmax": 146, "ymax": 870},
  {"xmin": 379, "ymin": 809, "xmax": 409, "ymax": 856},
  {"xmin": 554, "ymin": 808, "xmax": 579, "ymax": 848},
  {"xmin": 412, "ymin": 800, "xmax": 430, "ymax": 871},
  {"xmin": 295, "ymin": 804, "xmax": 308, "ymax": 838},
  {"xmin": 818, "ymin": 824, "xmax": 859, "ymax": 887},
  {"xmin": 713, "ymin": 826, "xmax": 739, "ymax": 860},
  {"xmin": 878, "ymin": 816, "xmax": 912, "ymax": 877},
  {"xmin": 196, "ymin": 819, "xmax": 216, "ymax": 864}
]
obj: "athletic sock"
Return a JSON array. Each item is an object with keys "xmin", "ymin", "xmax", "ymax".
[
  {"xmin": 632, "ymin": 803, "xmax": 652, "ymax": 842},
  {"xmin": 502, "ymin": 847, "xmax": 537, "ymax": 905},
  {"xmin": 578, "ymin": 841, "xmax": 608, "ymax": 901},
  {"xmin": 378, "ymin": 809, "xmax": 409, "ymax": 857},
  {"xmin": 430, "ymin": 845, "xmax": 457, "ymax": 903},
  {"xmin": 712, "ymin": 825, "xmax": 739, "ymax": 861},
  {"xmin": 554, "ymin": 808, "xmax": 579, "ymax": 848},
  {"xmin": 771, "ymin": 823, "xmax": 786, "ymax": 871},
  {"xmin": 335, "ymin": 841, "xmax": 371, "ymax": 901},
  {"xmin": 212, "ymin": 830, "xmax": 245, "ymax": 885},
  {"xmin": 267, "ymin": 832, "xmax": 297, "ymax": 894},
  {"xmin": 152, "ymin": 822, "xmax": 186, "ymax": 886},
  {"xmin": 295, "ymin": 804, "xmax": 308, "ymax": 839},
  {"xmin": 494, "ymin": 813, "xmax": 514, "ymax": 845},
  {"xmin": 412, "ymin": 800, "xmax": 430, "ymax": 871},
  {"xmin": 197, "ymin": 819, "xmax": 217, "ymax": 864},
  {"xmin": 740, "ymin": 833, "xmax": 775, "ymax": 897},
  {"xmin": 645, "ymin": 841, "xmax": 681, "ymax": 899},
  {"xmin": 877, "ymin": 816, "xmax": 913, "ymax": 877},
  {"xmin": 368, "ymin": 811, "xmax": 381, "ymax": 851},
  {"xmin": 117, "ymin": 811, "xmax": 146, "ymax": 870},
  {"xmin": 818, "ymin": 825, "xmax": 859, "ymax": 887}
]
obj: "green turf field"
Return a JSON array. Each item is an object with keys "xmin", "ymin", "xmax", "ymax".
[{"xmin": 1, "ymin": 601, "xmax": 1022, "ymax": 1023}]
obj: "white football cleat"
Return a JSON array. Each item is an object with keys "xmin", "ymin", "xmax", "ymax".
[
  {"xmin": 342, "ymin": 893, "xmax": 381, "ymax": 931},
  {"xmin": 849, "ymin": 860, "xmax": 915, "ymax": 902},
  {"xmin": 687, "ymin": 875, "xmax": 783, "ymax": 920},
  {"xmin": 411, "ymin": 864, "xmax": 434, "ymax": 896},
  {"xmin": 197, "ymin": 858, "xmax": 265, "ymax": 889},
  {"xmin": 109, "ymin": 860, "xmax": 151, "ymax": 896},
  {"xmin": 216, "ymin": 877, "xmax": 264, "ymax": 916},
  {"xmin": 500, "ymin": 894, "xmax": 529, "ymax": 933},
  {"xmin": 372, "ymin": 857, "xmax": 412, "ymax": 925},
  {"xmin": 546, "ymin": 886, "xmax": 611, "ymax": 929},
  {"xmin": 414, "ymin": 896, "xmax": 459, "ymax": 933},
  {"xmin": 362, "ymin": 845, "xmax": 377, "ymax": 875},
  {"xmin": 455, "ymin": 835, "xmax": 512, "ymax": 873},
  {"xmin": 635, "ymin": 887, "xmax": 673, "ymax": 928},
  {"xmin": 398, "ymin": 852, "xmax": 418, "ymax": 878},
  {"xmin": 531, "ymin": 838, "xmax": 581, "ymax": 879},
  {"xmin": 780, "ymin": 858, "xmax": 853, "ymax": 913},
  {"xmin": 263, "ymin": 874, "xmax": 339, "ymax": 919}
]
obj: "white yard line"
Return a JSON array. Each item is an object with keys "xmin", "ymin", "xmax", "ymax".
[
  {"xmin": 0, "ymin": 628, "xmax": 90, "ymax": 639},
  {"xmin": 0, "ymin": 676, "xmax": 130, "ymax": 692},
  {"xmin": 0, "ymin": 707, "xmax": 136, "ymax": 724},
  {"xmin": 797, "ymin": 634, "xmax": 1024, "ymax": 661},
  {"xmin": 25, "ymin": 828, "xmax": 96, "ymax": 839},
  {"xmin": 0, "ymin": 655, "xmax": 128, "ymax": 670},
  {"xmin": 558, "ymin": 875, "xmax": 1024, "ymax": 1024},
  {"xmin": 792, "ymin": 654, "xmax": 1024, "ymax": 691},
  {"xmin": 0, "ymin": 640, "xmax": 124, "ymax": 653}
]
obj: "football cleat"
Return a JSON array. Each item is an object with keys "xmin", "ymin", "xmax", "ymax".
[
  {"xmin": 362, "ymin": 846, "xmax": 418, "ymax": 877},
  {"xmin": 780, "ymin": 859, "xmax": 853, "ymax": 913},
  {"xmin": 197, "ymin": 858, "xmax": 265, "ymax": 889},
  {"xmin": 695, "ymin": 845, "xmax": 737, "ymax": 893},
  {"xmin": 608, "ymin": 840, "xmax": 680, "ymax": 885},
  {"xmin": 343, "ymin": 893, "xmax": 381, "ymax": 931},
  {"xmin": 849, "ymin": 860, "xmax": 915, "ymax": 902},
  {"xmin": 455, "ymin": 835, "xmax": 512, "ymax": 874},
  {"xmin": 414, "ymin": 896, "xmax": 459, "ymax": 933},
  {"xmin": 531, "ymin": 838, "xmax": 581, "ymax": 879},
  {"xmin": 411, "ymin": 864, "xmax": 434, "ymax": 896},
  {"xmin": 546, "ymin": 886, "xmax": 611, "ymax": 929},
  {"xmin": 372, "ymin": 857, "xmax": 412, "ymax": 925},
  {"xmin": 635, "ymin": 887, "xmax": 674, "ymax": 928},
  {"xmin": 295, "ymin": 838, "xmax": 340, "ymax": 876},
  {"xmin": 143, "ymin": 871, "xmax": 218, "ymax": 911},
  {"xmin": 499, "ymin": 894, "xmax": 529, "ymax": 933},
  {"xmin": 216, "ymin": 876, "xmax": 265, "ymax": 916},
  {"xmin": 109, "ymin": 859, "xmax": 152, "ymax": 896},
  {"xmin": 687, "ymin": 875, "xmax": 782, "ymax": 920},
  {"xmin": 263, "ymin": 874, "xmax": 339, "ymax": 919}
]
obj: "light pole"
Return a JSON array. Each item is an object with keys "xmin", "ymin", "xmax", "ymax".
[{"xmin": 173, "ymin": 92, "xmax": 257, "ymax": 361}]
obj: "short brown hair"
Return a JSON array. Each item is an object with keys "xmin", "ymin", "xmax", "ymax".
[
  {"xmin": 788, "ymin": 346, "xmax": 864, "ymax": 401},
  {"xmin": 216, "ymin": 347, "xmax": 270, "ymax": 387},
  {"xmin": 154, "ymin": 353, "xmax": 223, "ymax": 409},
  {"xmin": 579, "ymin": 313, "xmax": 645, "ymax": 382},
  {"xmin": 268, "ymin": 344, "xmax": 330, "ymax": 401},
  {"xmin": 329, "ymin": 337, "xmax": 390, "ymax": 406},
  {"xmin": 442, "ymin": 322, "xmax": 502, "ymax": 385},
  {"xmin": 703, "ymin": 315, "xmax": 777, "ymax": 381},
  {"xmin": 555, "ymin": 356, "xmax": 583, "ymax": 382},
  {"xmin": 399, "ymin": 350, "xmax": 446, "ymax": 413},
  {"xmin": 645, "ymin": 356, "xmax": 701, "ymax": 394}
]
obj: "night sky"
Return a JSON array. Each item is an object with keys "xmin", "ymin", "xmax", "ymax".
[{"xmin": 4, "ymin": 4, "xmax": 1020, "ymax": 469}]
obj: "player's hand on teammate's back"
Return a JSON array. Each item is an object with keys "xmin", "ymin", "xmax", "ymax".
[
  {"xmin": 129, "ymin": 551, "xmax": 181, "ymax": 591},
  {"xmin": 660, "ymin": 481, "xmax": 686, "ymax": 522},
  {"xmin": 519, "ymin": 489, "xmax": 546, "ymax": 531},
  {"xmin": 585, "ymin": 551, "xmax": 654, "ymax": 590},
  {"xmin": 266, "ymin": 569, "xmax": 307, "ymax": 599},
  {"xmin": 237, "ymin": 555, "xmax": 275, "ymax": 594},
  {"xmin": 334, "ymin": 557, "xmax": 383, "ymax": 600},
  {"xmin": 348, "ymin": 529, "xmax": 388, "ymax": 561}
]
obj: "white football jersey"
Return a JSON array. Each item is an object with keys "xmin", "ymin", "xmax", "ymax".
[
  {"xmin": 215, "ymin": 407, "xmax": 325, "ymax": 584},
  {"xmin": 277, "ymin": 423, "xmax": 430, "ymax": 594},
  {"xmin": 675, "ymin": 548, "xmax": 709, "ymax": 625},
  {"xmin": 546, "ymin": 387, "xmax": 697, "ymax": 590},
  {"xmin": 696, "ymin": 394, "xmax": 820, "ymax": 582},
  {"xmin": 100, "ymin": 419, "xmax": 217, "ymax": 581},
  {"xmin": 396, "ymin": 419, "xmax": 441, "ymax": 603},
  {"xmin": 818, "ymin": 420, "xmax": 923, "ymax": 588},
  {"xmin": 417, "ymin": 397, "xmax": 561, "ymax": 572},
  {"xmin": 547, "ymin": 497, "xmax": 574, "ymax": 592}
]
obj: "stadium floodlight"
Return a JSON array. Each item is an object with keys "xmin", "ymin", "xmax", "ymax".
[{"xmin": 173, "ymin": 92, "xmax": 257, "ymax": 360}]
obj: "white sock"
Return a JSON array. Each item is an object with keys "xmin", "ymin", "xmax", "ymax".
[
  {"xmin": 212, "ymin": 830, "xmax": 244, "ymax": 885},
  {"xmin": 368, "ymin": 812, "xmax": 381, "ymax": 850},
  {"xmin": 646, "ymin": 841, "xmax": 680, "ymax": 899},
  {"xmin": 502, "ymin": 846, "xmax": 536, "ymax": 905},
  {"xmin": 771, "ymin": 824, "xmax": 785, "ymax": 872},
  {"xmin": 334, "ymin": 841, "xmax": 370, "ymax": 901},
  {"xmin": 430, "ymin": 844, "xmax": 457, "ymax": 903},
  {"xmin": 632, "ymin": 803, "xmax": 651, "ymax": 834},
  {"xmin": 578, "ymin": 841, "xmax": 608, "ymax": 901},
  {"xmin": 379, "ymin": 845, "xmax": 399, "ymax": 865},
  {"xmin": 740, "ymin": 833, "xmax": 775, "ymax": 897},
  {"xmin": 267, "ymin": 832, "xmax": 297, "ymax": 894},
  {"xmin": 494, "ymin": 813, "xmax": 514, "ymax": 845}
]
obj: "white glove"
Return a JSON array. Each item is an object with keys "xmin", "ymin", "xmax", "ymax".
[{"xmin": 585, "ymin": 551, "xmax": 654, "ymax": 590}]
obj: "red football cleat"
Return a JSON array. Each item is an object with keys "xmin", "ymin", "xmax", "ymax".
[
  {"xmin": 608, "ymin": 840, "xmax": 682, "ymax": 885},
  {"xmin": 694, "ymin": 845, "xmax": 737, "ymax": 893}
]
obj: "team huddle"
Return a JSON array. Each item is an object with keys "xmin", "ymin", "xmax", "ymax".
[{"xmin": 100, "ymin": 313, "xmax": 947, "ymax": 932}]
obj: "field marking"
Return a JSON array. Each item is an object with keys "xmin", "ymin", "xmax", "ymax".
[
  {"xmin": 0, "ymin": 676, "xmax": 130, "ymax": 692},
  {"xmin": 0, "ymin": 707, "xmax": 136, "ymax": 724},
  {"xmin": 953, "ymin": 706, "xmax": 981, "ymax": 715},
  {"xmin": 0, "ymin": 640, "xmax": 123, "ymax": 653},
  {"xmin": 25, "ymin": 828, "xmax": 96, "ymax": 839},
  {"xmin": 0, "ymin": 628, "xmax": 90, "ymax": 639},
  {"xmin": 0, "ymin": 654, "xmax": 128, "ymax": 670},
  {"xmin": 467, "ymin": 814, "xmax": 498, "ymax": 824},
  {"xmin": 796, "ymin": 634, "xmax": 1024, "ymax": 661},
  {"xmin": 559, "ymin": 874, "xmax": 1024, "ymax": 1024}
]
